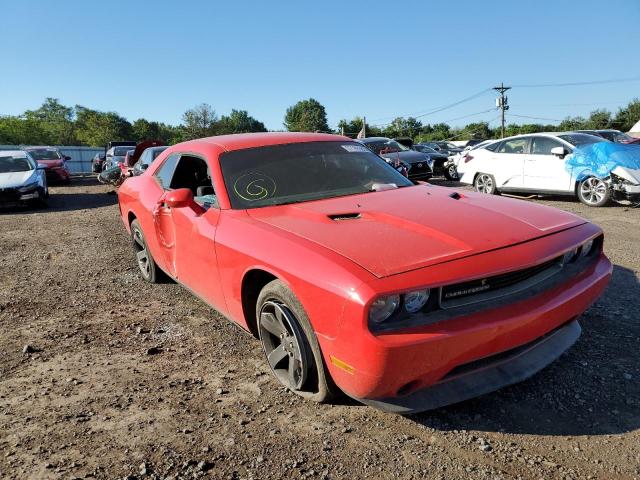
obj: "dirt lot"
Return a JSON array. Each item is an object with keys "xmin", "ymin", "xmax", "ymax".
[{"xmin": 0, "ymin": 177, "xmax": 638, "ymax": 480}]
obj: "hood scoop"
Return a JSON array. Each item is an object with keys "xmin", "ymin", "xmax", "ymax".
[{"xmin": 328, "ymin": 212, "xmax": 361, "ymax": 221}]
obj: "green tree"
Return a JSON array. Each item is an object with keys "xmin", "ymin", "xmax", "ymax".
[
  {"xmin": 586, "ymin": 109, "xmax": 612, "ymax": 130},
  {"xmin": 217, "ymin": 109, "xmax": 267, "ymax": 134},
  {"xmin": 558, "ymin": 116, "xmax": 587, "ymax": 131},
  {"xmin": 23, "ymin": 97, "xmax": 75, "ymax": 145},
  {"xmin": 0, "ymin": 115, "xmax": 49, "ymax": 145},
  {"xmin": 459, "ymin": 121, "xmax": 493, "ymax": 140},
  {"xmin": 284, "ymin": 98, "xmax": 330, "ymax": 132},
  {"xmin": 612, "ymin": 98, "xmax": 640, "ymax": 132},
  {"xmin": 383, "ymin": 117, "xmax": 423, "ymax": 139},
  {"xmin": 181, "ymin": 103, "xmax": 218, "ymax": 140},
  {"xmin": 132, "ymin": 118, "xmax": 161, "ymax": 141},
  {"xmin": 74, "ymin": 106, "xmax": 133, "ymax": 146},
  {"xmin": 336, "ymin": 117, "xmax": 382, "ymax": 138}
]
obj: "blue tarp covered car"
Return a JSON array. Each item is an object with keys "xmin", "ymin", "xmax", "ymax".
[{"xmin": 566, "ymin": 142, "xmax": 640, "ymax": 206}]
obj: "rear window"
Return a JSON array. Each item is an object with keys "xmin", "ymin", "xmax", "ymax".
[
  {"xmin": 114, "ymin": 147, "xmax": 131, "ymax": 155},
  {"xmin": 27, "ymin": 148, "xmax": 61, "ymax": 160},
  {"xmin": 558, "ymin": 133, "xmax": 605, "ymax": 147}
]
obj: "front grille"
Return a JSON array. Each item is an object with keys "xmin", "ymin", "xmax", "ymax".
[
  {"xmin": 440, "ymin": 256, "xmax": 562, "ymax": 308},
  {"xmin": 0, "ymin": 188, "xmax": 19, "ymax": 203},
  {"xmin": 408, "ymin": 162, "xmax": 431, "ymax": 179}
]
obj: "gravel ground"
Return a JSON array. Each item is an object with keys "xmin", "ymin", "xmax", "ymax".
[{"xmin": 0, "ymin": 177, "xmax": 638, "ymax": 480}]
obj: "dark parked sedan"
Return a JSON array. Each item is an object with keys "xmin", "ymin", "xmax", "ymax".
[
  {"xmin": 359, "ymin": 137, "xmax": 432, "ymax": 181},
  {"xmin": 412, "ymin": 145, "xmax": 453, "ymax": 179}
]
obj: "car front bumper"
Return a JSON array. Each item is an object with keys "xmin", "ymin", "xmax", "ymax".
[
  {"xmin": 0, "ymin": 186, "xmax": 41, "ymax": 205},
  {"xmin": 356, "ymin": 319, "xmax": 581, "ymax": 413},
  {"xmin": 45, "ymin": 167, "xmax": 70, "ymax": 182},
  {"xmin": 321, "ymin": 226, "xmax": 611, "ymax": 412}
]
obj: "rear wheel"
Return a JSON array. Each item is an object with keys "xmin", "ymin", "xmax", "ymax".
[
  {"xmin": 130, "ymin": 219, "xmax": 164, "ymax": 283},
  {"xmin": 474, "ymin": 173, "xmax": 498, "ymax": 194},
  {"xmin": 577, "ymin": 177, "xmax": 610, "ymax": 207},
  {"xmin": 444, "ymin": 163, "xmax": 459, "ymax": 181},
  {"xmin": 257, "ymin": 280, "xmax": 338, "ymax": 402}
]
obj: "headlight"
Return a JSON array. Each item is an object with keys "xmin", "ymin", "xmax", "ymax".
[
  {"xmin": 369, "ymin": 295, "xmax": 400, "ymax": 324},
  {"xmin": 404, "ymin": 289, "xmax": 431, "ymax": 313},
  {"xmin": 18, "ymin": 182, "xmax": 39, "ymax": 192},
  {"xmin": 562, "ymin": 247, "xmax": 579, "ymax": 264},
  {"xmin": 580, "ymin": 239, "xmax": 594, "ymax": 257}
]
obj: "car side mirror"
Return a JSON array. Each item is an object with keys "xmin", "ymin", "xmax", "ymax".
[
  {"xmin": 164, "ymin": 188, "xmax": 206, "ymax": 215},
  {"xmin": 164, "ymin": 188, "xmax": 194, "ymax": 209},
  {"xmin": 141, "ymin": 163, "xmax": 149, "ymax": 170},
  {"xmin": 550, "ymin": 146, "xmax": 567, "ymax": 158}
]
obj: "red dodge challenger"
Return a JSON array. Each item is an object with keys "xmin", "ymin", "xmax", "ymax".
[{"xmin": 117, "ymin": 132, "xmax": 611, "ymax": 413}]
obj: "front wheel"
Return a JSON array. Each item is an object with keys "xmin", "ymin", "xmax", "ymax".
[
  {"xmin": 130, "ymin": 219, "xmax": 164, "ymax": 283},
  {"xmin": 474, "ymin": 173, "xmax": 498, "ymax": 194},
  {"xmin": 257, "ymin": 280, "xmax": 338, "ymax": 402},
  {"xmin": 577, "ymin": 177, "xmax": 610, "ymax": 207}
]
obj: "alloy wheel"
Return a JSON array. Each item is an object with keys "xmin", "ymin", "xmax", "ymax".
[
  {"xmin": 579, "ymin": 177, "xmax": 607, "ymax": 205},
  {"xmin": 259, "ymin": 300, "xmax": 310, "ymax": 391},
  {"xmin": 448, "ymin": 164, "xmax": 459, "ymax": 180},
  {"xmin": 132, "ymin": 229, "xmax": 151, "ymax": 279},
  {"xmin": 475, "ymin": 173, "xmax": 494, "ymax": 193}
]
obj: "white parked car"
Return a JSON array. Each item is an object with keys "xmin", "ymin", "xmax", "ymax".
[
  {"xmin": 0, "ymin": 150, "xmax": 48, "ymax": 207},
  {"xmin": 457, "ymin": 132, "xmax": 640, "ymax": 207},
  {"xmin": 446, "ymin": 139, "xmax": 497, "ymax": 179}
]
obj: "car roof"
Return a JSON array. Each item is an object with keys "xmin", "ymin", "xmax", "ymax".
[
  {"xmin": 0, "ymin": 150, "xmax": 28, "ymax": 156},
  {"xmin": 177, "ymin": 132, "xmax": 351, "ymax": 152},
  {"xmin": 490, "ymin": 131, "xmax": 597, "ymax": 142},
  {"xmin": 23, "ymin": 146, "xmax": 58, "ymax": 150},
  {"xmin": 358, "ymin": 136, "xmax": 391, "ymax": 143}
]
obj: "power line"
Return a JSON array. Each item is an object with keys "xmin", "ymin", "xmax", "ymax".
[
  {"xmin": 513, "ymin": 76, "xmax": 640, "ymax": 88},
  {"xmin": 506, "ymin": 113, "xmax": 563, "ymax": 122},
  {"xmin": 441, "ymin": 108, "xmax": 496, "ymax": 124},
  {"xmin": 368, "ymin": 88, "xmax": 493, "ymax": 125}
]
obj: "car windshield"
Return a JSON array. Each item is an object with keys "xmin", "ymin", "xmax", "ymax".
[
  {"xmin": 363, "ymin": 139, "xmax": 408, "ymax": 155},
  {"xmin": 610, "ymin": 132, "xmax": 634, "ymax": 143},
  {"xmin": 151, "ymin": 147, "xmax": 168, "ymax": 160},
  {"xmin": 558, "ymin": 133, "xmax": 605, "ymax": 147},
  {"xmin": 416, "ymin": 145, "xmax": 438, "ymax": 154},
  {"xmin": 0, "ymin": 154, "xmax": 34, "ymax": 173},
  {"xmin": 114, "ymin": 147, "xmax": 131, "ymax": 155},
  {"xmin": 220, "ymin": 141, "xmax": 414, "ymax": 209},
  {"xmin": 27, "ymin": 148, "xmax": 61, "ymax": 160}
]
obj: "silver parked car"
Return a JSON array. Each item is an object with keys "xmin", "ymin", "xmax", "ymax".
[{"xmin": 0, "ymin": 150, "xmax": 48, "ymax": 207}]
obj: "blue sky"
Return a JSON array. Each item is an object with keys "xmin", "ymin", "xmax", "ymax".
[{"xmin": 1, "ymin": 0, "xmax": 639, "ymax": 131}]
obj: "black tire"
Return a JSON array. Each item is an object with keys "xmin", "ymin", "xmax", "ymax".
[
  {"xmin": 256, "ymin": 279, "xmax": 339, "ymax": 403},
  {"xmin": 444, "ymin": 164, "xmax": 459, "ymax": 181},
  {"xmin": 577, "ymin": 177, "xmax": 611, "ymax": 207},
  {"xmin": 474, "ymin": 172, "xmax": 498, "ymax": 194},
  {"xmin": 130, "ymin": 219, "xmax": 164, "ymax": 283},
  {"xmin": 32, "ymin": 187, "xmax": 48, "ymax": 208}
]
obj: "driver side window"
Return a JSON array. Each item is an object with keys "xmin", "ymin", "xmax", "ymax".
[
  {"xmin": 530, "ymin": 137, "xmax": 563, "ymax": 155},
  {"xmin": 154, "ymin": 153, "xmax": 180, "ymax": 189},
  {"xmin": 497, "ymin": 138, "xmax": 529, "ymax": 154},
  {"xmin": 170, "ymin": 155, "xmax": 217, "ymax": 208}
]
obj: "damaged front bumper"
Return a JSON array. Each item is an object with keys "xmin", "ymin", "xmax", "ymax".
[{"xmin": 357, "ymin": 319, "xmax": 581, "ymax": 414}]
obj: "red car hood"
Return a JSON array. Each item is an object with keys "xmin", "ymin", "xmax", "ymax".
[{"xmin": 247, "ymin": 185, "xmax": 586, "ymax": 278}]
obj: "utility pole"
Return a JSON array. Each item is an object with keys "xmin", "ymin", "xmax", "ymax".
[{"xmin": 493, "ymin": 82, "xmax": 511, "ymax": 138}]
